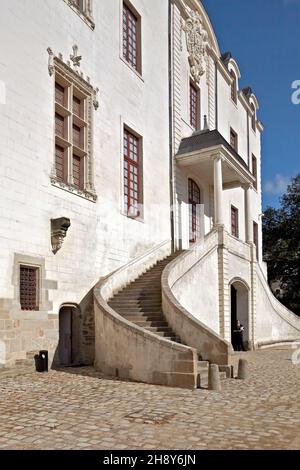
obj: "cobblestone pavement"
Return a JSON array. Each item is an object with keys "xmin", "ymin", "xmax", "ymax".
[{"xmin": 0, "ymin": 347, "xmax": 300, "ymax": 450}]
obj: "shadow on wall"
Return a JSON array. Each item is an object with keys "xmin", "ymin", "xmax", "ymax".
[{"xmin": 52, "ymin": 289, "xmax": 95, "ymax": 372}]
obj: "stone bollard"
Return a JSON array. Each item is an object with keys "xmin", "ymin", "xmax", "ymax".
[
  {"xmin": 237, "ymin": 359, "xmax": 248, "ymax": 380},
  {"xmin": 208, "ymin": 364, "xmax": 221, "ymax": 391}
]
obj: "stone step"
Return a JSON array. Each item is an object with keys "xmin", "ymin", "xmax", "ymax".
[
  {"xmin": 111, "ymin": 306, "xmax": 163, "ymax": 314},
  {"xmin": 143, "ymin": 326, "xmax": 174, "ymax": 334},
  {"xmin": 113, "ymin": 291, "xmax": 162, "ymax": 298},
  {"xmin": 109, "ymin": 299, "xmax": 162, "ymax": 306},
  {"xmin": 133, "ymin": 320, "xmax": 169, "ymax": 328},
  {"xmin": 122, "ymin": 315, "xmax": 165, "ymax": 324}
]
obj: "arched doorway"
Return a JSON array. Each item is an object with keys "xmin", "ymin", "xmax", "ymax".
[
  {"xmin": 58, "ymin": 305, "xmax": 81, "ymax": 366},
  {"xmin": 188, "ymin": 178, "xmax": 201, "ymax": 243},
  {"xmin": 230, "ymin": 280, "xmax": 249, "ymax": 350}
]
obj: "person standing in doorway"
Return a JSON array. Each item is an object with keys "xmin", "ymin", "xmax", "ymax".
[{"xmin": 234, "ymin": 320, "xmax": 246, "ymax": 351}]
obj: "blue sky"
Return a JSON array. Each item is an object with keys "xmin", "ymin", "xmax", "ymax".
[{"xmin": 202, "ymin": 0, "xmax": 300, "ymax": 208}]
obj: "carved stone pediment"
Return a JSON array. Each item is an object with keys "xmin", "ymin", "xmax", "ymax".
[
  {"xmin": 183, "ymin": 10, "xmax": 209, "ymax": 83},
  {"xmin": 51, "ymin": 218, "xmax": 71, "ymax": 254}
]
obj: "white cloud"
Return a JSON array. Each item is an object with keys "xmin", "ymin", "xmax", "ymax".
[{"xmin": 264, "ymin": 174, "xmax": 290, "ymax": 196}]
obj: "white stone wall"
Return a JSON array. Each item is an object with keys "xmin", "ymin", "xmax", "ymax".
[
  {"xmin": 0, "ymin": 0, "xmax": 171, "ymax": 363},
  {"xmin": 172, "ymin": 248, "xmax": 220, "ymax": 333}
]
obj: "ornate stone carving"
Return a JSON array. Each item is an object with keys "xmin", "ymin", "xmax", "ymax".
[
  {"xmin": 70, "ymin": 45, "xmax": 82, "ymax": 71},
  {"xmin": 183, "ymin": 10, "xmax": 208, "ymax": 83},
  {"xmin": 51, "ymin": 218, "xmax": 71, "ymax": 254},
  {"xmin": 47, "ymin": 47, "xmax": 55, "ymax": 76}
]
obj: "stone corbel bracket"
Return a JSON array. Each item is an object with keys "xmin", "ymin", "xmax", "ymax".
[{"xmin": 51, "ymin": 218, "xmax": 71, "ymax": 254}]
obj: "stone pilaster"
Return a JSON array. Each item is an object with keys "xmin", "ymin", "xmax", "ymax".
[
  {"xmin": 249, "ymin": 243, "xmax": 257, "ymax": 349},
  {"xmin": 217, "ymin": 226, "xmax": 230, "ymax": 341}
]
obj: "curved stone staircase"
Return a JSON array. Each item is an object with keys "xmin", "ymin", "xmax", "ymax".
[
  {"xmin": 107, "ymin": 251, "xmax": 228, "ymax": 387},
  {"xmin": 108, "ymin": 253, "xmax": 181, "ymax": 343}
]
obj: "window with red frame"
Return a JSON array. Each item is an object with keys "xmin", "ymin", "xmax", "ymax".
[
  {"xmin": 190, "ymin": 83, "xmax": 199, "ymax": 130},
  {"xmin": 252, "ymin": 154, "xmax": 258, "ymax": 190},
  {"xmin": 20, "ymin": 266, "xmax": 39, "ymax": 311},
  {"xmin": 230, "ymin": 71, "xmax": 237, "ymax": 103},
  {"xmin": 230, "ymin": 128, "xmax": 238, "ymax": 152},
  {"xmin": 189, "ymin": 179, "xmax": 201, "ymax": 243},
  {"xmin": 124, "ymin": 128, "xmax": 141, "ymax": 218},
  {"xmin": 231, "ymin": 206, "xmax": 239, "ymax": 238},
  {"xmin": 54, "ymin": 78, "xmax": 87, "ymax": 189},
  {"xmin": 123, "ymin": 3, "xmax": 140, "ymax": 71}
]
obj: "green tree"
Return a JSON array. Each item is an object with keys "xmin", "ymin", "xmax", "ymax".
[{"xmin": 263, "ymin": 174, "xmax": 300, "ymax": 315}]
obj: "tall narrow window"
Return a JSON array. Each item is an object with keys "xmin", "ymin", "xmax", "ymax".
[
  {"xmin": 230, "ymin": 128, "xmax": 238, "ymax": 152},
  {"xmin": 49, "ymin": 52, "xmax": 97, "ymax": 201},
  {"xmin": 20, "ymin": 266, "xmax": 39, "ymax": 311},
  {"xmin": 253, "ymin": 222, "xmax": 259, "ymax": 260},
  {"xmin": 188, "ymin": 179, "xmax": 201, "ymax": 243},
  {"xmin": 251, "ymin": 104, "xmax": 256, "ymax": 132},
  {"xmin": 54, "ymin": 77, "xmax": 87, "ymax": 189},
  {"xmin": 230, "ymin": 71, "xmax": 237, "ymax": 103},
  {"xmin": 252, "ymin": 154, "xmax": 258, "ymax": 190},
  {"xmin": 231, "ymin": 206, "xmax": 239, "ymax": 238},
  {"xmin": 124, "ymin": 128, "xmax": 141, "ymax": 218},
  {"xmin": 123, "ymin": 3, "xmax": 140, "ymax": 72},
  {"xmin": 190, "ymin": 83, "xmax": 200, "ymax": 130}
]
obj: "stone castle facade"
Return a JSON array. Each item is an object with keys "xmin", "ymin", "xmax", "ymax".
[{"xmin": 0, "ymin": 0, "xmax": 299, "ymax": 385}]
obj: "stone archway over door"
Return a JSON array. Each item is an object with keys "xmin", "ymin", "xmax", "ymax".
[
  {"xmin": 58, "ymin": 306, "xmax": 81, "ymax": 366},
  {"xmin": 230, "ymin": 281, "xmax": 249, "ymax": 350}
]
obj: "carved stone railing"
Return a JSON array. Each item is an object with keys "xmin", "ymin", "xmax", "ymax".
[
  {"xmin": 94, "ymin": 240, "xmax": 198, "ymax": 388},
  {"xmin": 162, "ymin": 230, "xmax": 233, "ymax": 365},
  {"xmin": 226, "ymin": 232, "xmax": 251, "ymax": 261}
]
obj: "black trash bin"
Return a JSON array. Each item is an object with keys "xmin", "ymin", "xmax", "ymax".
[{"xmin": 34, "ymin": 350, "xmax": 48, "ymax": 372}]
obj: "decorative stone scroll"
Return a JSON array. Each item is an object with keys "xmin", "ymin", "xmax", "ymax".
[{"xmin": 183, "ymin": 10, "xmax": 209, "ymax": 83}]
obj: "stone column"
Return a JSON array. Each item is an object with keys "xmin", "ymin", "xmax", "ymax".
[
  {"xmin": 214, "ymin": 155, "xmax": 224, "ymax": 226},
  {"xmin": 244, "ymin": 184, "xmax": 253, "ymax": 243}
]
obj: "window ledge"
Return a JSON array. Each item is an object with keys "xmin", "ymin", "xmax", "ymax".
[
  {"xmin": 120, "ymin": 56, "xmax": 144, "ymax": 82},
  {"xmin": 51, "ymin": 178, "xmax": 97, "ymax": 202},
  {"xmin": 121, "ymin": 210, "xmax": 145, "ymax": 223},
  {"xmin": 63, "ymin": 0, "xmax": 95, "ymax": 30}
]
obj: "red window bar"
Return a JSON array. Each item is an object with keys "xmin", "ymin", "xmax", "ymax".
[
  {"xmin": 231, "ymin": 206, "xmax": 239, "ymax": 238},
  {"xmin": 72, "ymin": 155, "xmax": 82, "ymax": 189},
  {"xmin": 124, "ymin": 129, "xmax": 140, "ymax": 217},
  {"xmin": 190, "ymin": 83, "xmax": 199, "ymax": 129},
  {"xmin": 188, "ymin": 178, "xmax": 201, "ymax": 243},
  {"xmin": 55, "ymin": 82, "xmax": 65, "ymax": 106},
  {"xmin": 73, "ymin": 124, "xmax": 82, "ymax": 149},
  {"xmin": 123, "ymin": 3, "xmax": 138, "ymax": 70},
  {"xmin": 20, "ymin": 266, "xmax": 38, "ymax": 311},
  {"xmin": 55, "ymin": 145, "xmax": 65, "ymax": 182},
  {"xmin": 55, "ymin": 113, "xmax": 65, "ymax": 139},
  {"xmin": 73, "ymin": 95, "xmax": 83, "ymax": 118}
]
